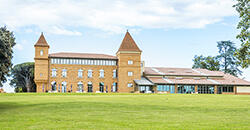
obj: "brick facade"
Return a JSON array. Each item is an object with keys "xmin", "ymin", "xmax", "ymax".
[{"xmin": 34, "ymin": 32, "xmax": 142, "ymax": 93}]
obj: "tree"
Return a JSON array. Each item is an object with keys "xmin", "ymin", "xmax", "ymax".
[
  {"xmin": 217, "ymin": 41, "xmax": 242, "ymax": 76},
  {"xmin": 0, "ymin": 27, "xmax": 16, "ymax": 86},
  {"xmin": 192, "ymin": 41, "xmax": 242, "ymax": 77},
  {"xmin": 233, "ymin": 0, "xmax": 250, "ymax": 68},
  {"xmin": 10, "ymin": 62, "xmax": 36, "ymax": 92},
  {"xmin": 192, "ymin": 55, "xmax": 220, "ymax": 71}
]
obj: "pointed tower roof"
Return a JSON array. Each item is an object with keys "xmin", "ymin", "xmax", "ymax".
[
  {"xmin": 117, "ymin": 31, "xmax": 141, "ymax": 52},
  {"xmin": 34, "ymin": 32, "xmax": 49, "ymax": 47}
]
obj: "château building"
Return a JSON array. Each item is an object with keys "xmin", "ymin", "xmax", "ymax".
[{"xmin": 34, "ymin": 32, "xmax": 250, "ymax": 94}]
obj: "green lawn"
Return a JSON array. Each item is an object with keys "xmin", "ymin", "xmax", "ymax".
[{"xmin": 0, "ymin": 93, "xmax": 249, "ymax": 130}]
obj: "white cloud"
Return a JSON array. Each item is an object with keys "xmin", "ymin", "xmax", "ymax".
[
  {"xmin": 14, "ymin": 43, "xmax": 23, "ymax": 51},
  {"xmin": 0, "ymin": 0, "xmax": 236, "ymax": 34},
  {"xmin": 48, "ymin": 26, "xmax": 82, "ymax": 36}
]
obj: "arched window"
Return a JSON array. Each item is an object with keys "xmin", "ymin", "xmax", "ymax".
[
  {"xmin": 51, "ymin": 81, "xmax": 57, "ymax": 91},
  {"xmin": 87, "ymin": 82, "xmax": 93, "ymax": 92},
  {"xmin": 40, "ymin": 50, "xmax": 43, "ymax": 56},
  {"xmin": 99, "ymin": 82, "xmax": 104, "ymax": 92},
  {"xmin": 78, "ymin": 81, "xmax": 83, "ymax": 92},
  {"xmin": 62, "ymin": 81, "xmax": 67, "ymax": 93}
]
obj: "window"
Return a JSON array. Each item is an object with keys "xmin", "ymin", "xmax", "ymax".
[
  {"xmin": 61, "ymin": 81, "xmax": 67, "ymax": 93},
  {"xmin": 177, "ymin": 85, "xmax": 195, "ymax": 94},
  {"xmin": 52, "ymin": 68, "xmax": 57, "ymax": 77},
  {"xmin": 157, "ymin": 85, "xmax": 175, "ymax": 93},
  {"xmin": 128, "ymin": 72, "xmax": 133, "ymax": 76},
  {"xmin": 128, "ymin": 60, "xmax": 133, "ymax": 65},
  {"xmin": 78, "ymin": 82, "xmax": 83, "ymax": 92},
  {"xmin": 113, "ymin": 70, "xmax": 117, "ymax": 78},
  {"xmin": 51, "ymin": 81, "xmax": 57, "ymax": 91},
  {"xmin": 99, "ymin": 82, "xmax": 104, "ymax": 92},
  {"xmin": 112, "ymin": 83, "xmax": 117, "ymax": 92},
  {"xmin": 88, "ymin": 82, "xmax": 93, "ymax": 92},
  {"xmin": 127, "ymin": 83, "xmax": 133, "ymax": 87},
  {"xmin": 219, "ymin": 85, "xmax": 234, "ymax": 93},
  {"xmin": 40, "ymin": 50, "xmax": 43, "ymax": 56},
  {"xmin": 78, "ymin": 69, "xmax": 83, "ymax": 78},
  {"xmin": 62, "ymin": 69, "xmax": 67, "ymax": 77},
  {"xmin": 88, "ymin": 70, "xmax": 92, "ymax": 78},
  {"xmin": 198, "ymin": 85, "xmax": 214, "ymax": 94},
  {"xmin": 99, "ymin": 69, "xmax": 104, "ymax": 78}
]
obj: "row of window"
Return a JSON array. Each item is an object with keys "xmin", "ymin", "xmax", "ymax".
[
  {"xmin": 52, "ymin": 69, "xmax": 117, "ymax": 78},
  {"xmin": 51, "ymin": 58, "xmax": 117, "ymax": 66},
  {"xmin": 156, "ymin": 84, "xmax": 234, "ymax": 94},
  {"xmin": 157, "ymin": 85, "xmax": 175, "ymax": 93},
  {"xmin": 217, "ymin": 85, "xmax": 234, "ymax": 93},
  {"xmin": 198, "ymin": 85, "xmax": 214, "ymax": 94},
  {"xmin": 50, "ymin": 81, "xmax": 118, "ymax": 92}
]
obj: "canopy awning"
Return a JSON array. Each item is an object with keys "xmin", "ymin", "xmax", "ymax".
[{"xmin": 134, "ymin": 77, "xmax": 154, "ymax": 86}]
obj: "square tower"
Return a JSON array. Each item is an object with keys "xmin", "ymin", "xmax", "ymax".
[
  {"xmin": 34, "ymin": 33, "xmax": 49, "ymax": 92},
  {"xmin": 116, "ymin": 31, "xmax": 142, "ymax": 92}
]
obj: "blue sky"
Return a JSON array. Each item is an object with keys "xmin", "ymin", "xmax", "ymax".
[{"xmin": 0, "ymin": 0, "xmax": 249, "ymax": 91}]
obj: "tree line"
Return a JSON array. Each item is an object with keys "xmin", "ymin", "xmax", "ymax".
[{"xmin": 0, "ymin": 0, "xmax": 249, "ymax": 92}]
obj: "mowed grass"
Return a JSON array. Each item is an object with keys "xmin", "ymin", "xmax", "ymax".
[{"xmin": 0, "ymin": 93, "xmax": 249, "ymax": 130}]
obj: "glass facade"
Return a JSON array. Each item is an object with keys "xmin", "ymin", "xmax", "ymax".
[
  {"xmin": 198, "ymin": 85, "xmax": 214, "ymax": 94},
  {"xmin": 157, "ymin": 85, "xmax": 175, "ymax": 93},
  {"xmin": 217, "ymin": 85, "xmax": 234, "ymax": 94},
  {"xmin": 177, "ymin": 85, "xmax": 195, "ymax": 94}
]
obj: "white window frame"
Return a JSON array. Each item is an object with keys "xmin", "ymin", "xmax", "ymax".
[
  {"xmin": 127, "ymin": 83, "xmax": 133, "ymax": 87},
  {"xmin": 113, "ymin": 70, "xmax": 117, "ymax": 78},
  {"xmin": 88, "ymin": 69, "xmax": 92, "ymax": 78},
  {"xmin": 128, "ymin": 71, "xmax": 133, "ymax": 76},
  {"xmin": 78, "ymin": 69, "xmax": 83, "ymax": 78},
  {"xmin": 128, "ymin": 60, "xmax": 133, "ymax": 65},
  {"xmin": 40, "ymin": 50, "xmax": 43, "ymax": 56},
  {"xmin": 52, "ymin": 68, "xmax": 57, "ymax": 77},
  {"xmin": 62, "ymin": 69, "xmax": 67, "ymax": 77},
  {"xmin": 99, "ymin": 69, "xmax": 104, "ymax": 78}
]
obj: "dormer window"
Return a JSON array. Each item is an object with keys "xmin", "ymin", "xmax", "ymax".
[{"xmin": 40, "ymin": 50, "xmax": 43, "ymax": 56}]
